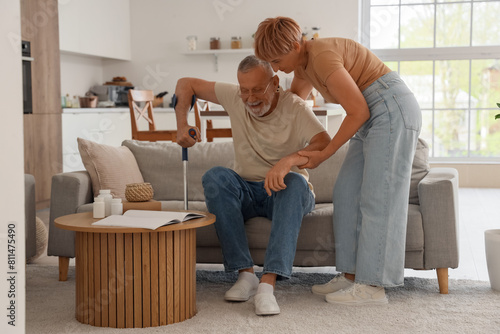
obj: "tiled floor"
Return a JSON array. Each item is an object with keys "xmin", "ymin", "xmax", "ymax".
[{"xmin": 34, "ymin": 188, "xmax": 500, "ymax": 282}]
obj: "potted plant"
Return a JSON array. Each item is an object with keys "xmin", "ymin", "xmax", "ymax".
[{"xmin": 496, "ymin": 103, "xmax": 500, "ymax": 120}]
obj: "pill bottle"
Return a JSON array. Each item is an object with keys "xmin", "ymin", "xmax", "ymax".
[
  {"xmin": 93, "ymin": 197, "xmax": 105, "ymax": 219},
  {"xmin": 111, "ymin": 198, "xmax": 123, "ymax": 215},
  {"xmin": 98, "ymin": 189, "xmax": 113, "ymax": 217}
]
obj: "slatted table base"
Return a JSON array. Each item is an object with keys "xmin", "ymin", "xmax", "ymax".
[{"xmin": 74, "ymin": 229, "xmax": 197, "ymax": 328}]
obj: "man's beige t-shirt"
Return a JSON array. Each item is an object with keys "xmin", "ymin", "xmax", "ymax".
[
  {"xmin": 295, "ymin": 38, "xmax": 391, "ymax": 104},
  {"xmin": 214, "ymin": 82, "xmax": 326, "ymax": 191}
]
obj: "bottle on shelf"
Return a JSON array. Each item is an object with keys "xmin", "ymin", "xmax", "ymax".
[
  {"xmin": 210, "ymin": 37, "xmax": 221, "ymax": 50},
  {"xmin": 72, "ymin": 95, "xmax": 80, "ymax": 108},
  {"xmin": 187, "ymin": 35, "xmax": 197, "ymax": 51},
  {"xmin": 312, "ymin": 27, "xmax": 320, "ymax": 39},
  {"xmin": 231, "ymin": 36, "xmax": 242, "ymax": 49},
  {"xmin": 97, "ymin": 189, "xmax": 113, "ymax": 217},
  {"xmin": 65, "ymin": 94, "xmax": 72, "ymax": 108},
  {"xmin": 93, "ymin": 197, "xmax": 105, "ymax": 218}
]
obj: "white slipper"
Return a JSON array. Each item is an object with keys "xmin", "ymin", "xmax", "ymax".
[
  {"xmin": 224, "ymin": 272, "xmax": 259, "ymax": 301},
  {"xmin": 254, "ymin": 293, "xmax": 280, "ymax": 316}
]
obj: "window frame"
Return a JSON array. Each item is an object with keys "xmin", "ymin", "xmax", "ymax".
[{"xmin": 360, "ymin": 0, "xmax": 500, "ymax": 163}]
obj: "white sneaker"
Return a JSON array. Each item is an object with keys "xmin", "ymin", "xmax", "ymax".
[
  {"xmin": 311, "ymin": 273, "xmax": 354, "ymax": 296},
  {"xmin": 325, "ymin": 283, "xmax": 388, "ymax": 305},
  {"xmin": 224, "ymin": 272, "xmax": 259, "ymax": 301},
  {"xmin": 254, "ymin": 293, "xmax": 280, "ymax": 316}
]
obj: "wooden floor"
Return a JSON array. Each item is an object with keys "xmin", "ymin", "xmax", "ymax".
[{"xmin": 35, "ymin": 188, "xmax": 500, "ymax": 282}]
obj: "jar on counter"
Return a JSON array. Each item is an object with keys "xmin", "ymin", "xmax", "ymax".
[
  {"xmin": 186, "ymin": 35, "xmax": 197, "ymax": 51},
  {"xmin": 210, "ymin": 37, "xmax": 221, "ymax": 50},
  {"xmin": 231, "ymin": 36, "xmax": 242, "ymax": 49}
]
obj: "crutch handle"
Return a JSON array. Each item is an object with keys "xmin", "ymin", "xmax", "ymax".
[{"xmin": 182, "ymin": 128, "xmax": 197, "ymax": 161}]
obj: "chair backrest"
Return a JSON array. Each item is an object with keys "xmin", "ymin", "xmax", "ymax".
[
  {"xmin": 128, "ymin": 90, "xmax": 157, "ymax": 139},
  {"xmin": 193, "ymin": 98, "xmax": 232, "ymax": 142}
]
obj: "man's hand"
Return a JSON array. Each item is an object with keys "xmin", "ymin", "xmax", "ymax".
[
  {"xmin": 264, "ymin": 153, "xmax": 309, "ymax": 196},
  {"xmin": 264, "ymin": 159, "xmax": 291, "ymax": 196},
  {"xmin": 176, "ymin": 125, "xmax": 200, "ymax": 147}
]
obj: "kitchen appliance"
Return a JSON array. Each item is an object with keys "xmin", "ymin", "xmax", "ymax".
[
  {"xmin": 22, "ymin": 40, "xmax": 34, "ymax": 114},
  {"xmin": 90, "ymin": 85, "xmax": 134, "ymax": 107}
]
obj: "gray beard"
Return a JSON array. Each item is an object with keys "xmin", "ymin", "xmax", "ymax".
[{"xmin": 245, "ymin": 100, "xmax": 271, "ymax": 117}]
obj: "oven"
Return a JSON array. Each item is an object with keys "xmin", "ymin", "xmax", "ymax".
[{"xmin": 22, "ymin": 40, "xmax": 33, "ymax": 114}]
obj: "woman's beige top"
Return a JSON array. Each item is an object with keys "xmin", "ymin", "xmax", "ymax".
[{"xmin": 295, "ymin": 38, "xmax": 391, "ymax": 103}]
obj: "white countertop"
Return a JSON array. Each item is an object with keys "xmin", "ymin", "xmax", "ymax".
[
  {"xmin": 63, "ymin": 104, "xmax": 344, "ymax": 115},
  {"xmin": 62, "ymin": 107, "xmax": 175, "ymax": 114}
]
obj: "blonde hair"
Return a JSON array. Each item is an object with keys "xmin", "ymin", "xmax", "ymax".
[{"xmin": 254, "ymin": 16, "xmax": 302, "ymax": 61}]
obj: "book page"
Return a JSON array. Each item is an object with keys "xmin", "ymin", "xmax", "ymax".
[
  {"xmin": 91, "ymin": 210, "xmax": 205, "ymax": 230},
  {"xmin": 123, "ymin": 210, "xmax": 204, "ymax": 222}
]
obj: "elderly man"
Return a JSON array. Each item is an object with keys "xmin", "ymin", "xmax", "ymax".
[{"xmin": 174, "ymin": 55, "xmax": 330, "ymax": 316}]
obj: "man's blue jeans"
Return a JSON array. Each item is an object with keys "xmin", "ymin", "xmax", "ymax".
[
  {"xmin": 202, "ymin": 167, "xmax": 315, "ymax": 278},
  {"xmin": 333, "ymin": 71, "xmax": 422, "ymax": 287}
]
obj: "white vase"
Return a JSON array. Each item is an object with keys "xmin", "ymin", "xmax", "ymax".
[{"xmin": 485, "ymin": 229, "xmax": 500, "ymax": 291}]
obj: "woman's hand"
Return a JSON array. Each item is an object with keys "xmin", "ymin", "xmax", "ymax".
[{"xmin": 297, "ymin": 150, "xmax": 329, "ymax": 169}]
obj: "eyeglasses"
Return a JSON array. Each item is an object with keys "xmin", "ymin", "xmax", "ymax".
[{"xmin": 238, "ymin": 80, "xmax": 273, "ymax": 99}]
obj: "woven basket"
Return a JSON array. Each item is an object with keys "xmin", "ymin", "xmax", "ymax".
[{"xmin": 125, "ymin": 182, "xmax": 154, "ymax": 202}]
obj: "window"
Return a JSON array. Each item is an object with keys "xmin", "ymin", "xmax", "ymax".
[{"xmin": 361, "ymin": 0, "xmax": 500, "ymax": 161}]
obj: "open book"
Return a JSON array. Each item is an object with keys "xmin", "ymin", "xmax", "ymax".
[{"xmin": 92, "ymin": 210, "xmax": 205, "ymax": 230}]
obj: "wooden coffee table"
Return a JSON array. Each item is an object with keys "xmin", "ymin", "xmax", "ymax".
[{"xmin": 55, "ymin": 211, "xmax": 215, "ymax": 328}]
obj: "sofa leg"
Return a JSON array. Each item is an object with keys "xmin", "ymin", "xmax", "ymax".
[
  {"xmin": 59, "ymin": 256, "xmax": 70, "ymax": 281},
  {"xmin": 436, "ymin": 267, "xmax": 449, "ymax": 294}
]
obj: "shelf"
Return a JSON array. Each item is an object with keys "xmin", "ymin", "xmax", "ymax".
[
  {"xmin": 182, "ymin": 48, "xmax": 254, "ymax": 71},
  {"xmin": 182, "ymin": 48, "xmax": 253, "ymax": 55}
]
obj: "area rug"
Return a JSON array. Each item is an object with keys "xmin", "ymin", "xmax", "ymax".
[{"xmin": 26, "ymin": 265, "xmax": 500, "ymax": 333}]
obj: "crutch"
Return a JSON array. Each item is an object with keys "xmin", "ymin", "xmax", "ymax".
[
  {"xmin": 172, "ymin": 94, "xmax": 197, "ymax": 210},
  {"xmin": 182, "ymin": 128, "xmax": 197, "ymax": 210}
]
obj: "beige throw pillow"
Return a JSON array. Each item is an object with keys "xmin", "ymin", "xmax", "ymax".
[
  {"xmin": 409, "ymin": 138, "xmax": 430, "ymax": 205},
  {"xmin": 77, "ymin": 138, "xmax": 144, "ymax": 199}
]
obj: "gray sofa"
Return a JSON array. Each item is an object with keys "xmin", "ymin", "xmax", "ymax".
[
  {"xmin": 25, "ymin": 174, "xmax": 37, "ymax": 259},
  {"xmin": 48, "ymin": 139, "xmax": 459, "ymax": 293}
]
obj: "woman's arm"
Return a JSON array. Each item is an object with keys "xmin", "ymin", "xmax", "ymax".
[
  {"xmin": 264, "ymin": 131, "xmax": 330, "ymax": 195},
  {"xmin": 298, "ymin": 68, "xmax": 370, "ymax": 168},
  {"xmin": 289, "ymin": 75, "xmax": 314, "ymax": 100}
]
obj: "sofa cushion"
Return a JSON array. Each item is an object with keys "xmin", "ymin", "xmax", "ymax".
[
  {"xmin": 308, "ymin": 144, "xmax": 348, "ymax": 203},
  {"xmin": 122, "ymin": 140, "xmax": 235, "ymax": 201},
  {"xmin": 409, "ymin": 138, "xmax": 430, "ymax": 205},
  {"xmin": 77, "ymin": 137, "xmax": 144, "ymax": 199}
]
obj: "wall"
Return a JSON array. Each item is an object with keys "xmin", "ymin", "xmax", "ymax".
[
  {"xmin": 60, "ymin": 53, "xmax": 104, "ymax": 98},
  {"xmin": 100, "ymin": 0, "xmax": 359, "ymax": 101},
  {"xmin": 0, "ymin": 1, "xmax": 26, "ymax": 333}
]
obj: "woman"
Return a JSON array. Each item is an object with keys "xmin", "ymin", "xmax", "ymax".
[{"xmin": 254, "ymin": 16, "xmax": 422, "ymax": 305}]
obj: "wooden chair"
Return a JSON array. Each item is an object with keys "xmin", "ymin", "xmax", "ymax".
[
  {"xmin": 193, "ymin": 99, "xmax": 232, "ymax": 142},
  {"xmin": 128, "ymin": 89, "xmax": 177, "ymax": 142}
]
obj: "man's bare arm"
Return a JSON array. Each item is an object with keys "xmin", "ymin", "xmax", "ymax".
[{"xmin": 174, "ymin": 78, "xmax": 219, "ymax": 146}]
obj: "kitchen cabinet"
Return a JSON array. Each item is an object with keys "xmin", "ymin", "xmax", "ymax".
[
  {"xmin": 58, "ymin": 0, "xmax": 131, "ymax": 60},
  {"xmin": 21, "ymin": 0, "xmax": 63, "ymax": 209}
]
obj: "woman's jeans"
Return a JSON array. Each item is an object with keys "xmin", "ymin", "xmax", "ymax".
[
  {"xmin": 202, "ymin": 167, "xmax": 315, "ymax": 278},
  {"xmin": 333, "ymin": 71, "xmax": 422, "ymax": 287}
]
